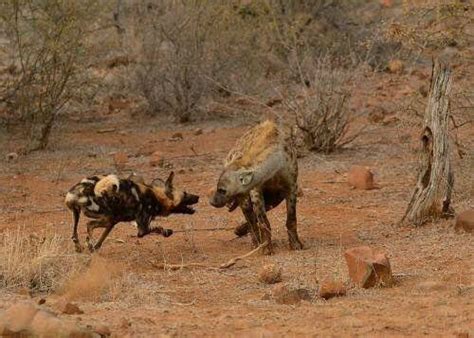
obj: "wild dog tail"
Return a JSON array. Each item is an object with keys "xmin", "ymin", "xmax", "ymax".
[{"xmin": 94, "ymin": 174, "xmax": 120, "ymax": 197}]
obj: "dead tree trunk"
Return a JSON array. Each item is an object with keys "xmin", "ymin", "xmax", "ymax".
[{"xmin": 402, "ymin": 60, "xmax": 454, "ymax": 226}]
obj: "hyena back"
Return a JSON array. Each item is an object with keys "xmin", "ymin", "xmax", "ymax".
[{"xmin": 209, "ymin": 120, "xmax": 302, "ymax": 254}]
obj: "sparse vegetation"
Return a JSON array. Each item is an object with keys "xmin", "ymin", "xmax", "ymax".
[{"xmin": 0, "ymin": 228, "xmax": 87, "ymax": 292}]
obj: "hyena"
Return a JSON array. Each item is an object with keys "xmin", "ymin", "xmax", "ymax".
[
  {"xmin": 65, "ymin": 172, "xmax": 199, "ymax": 253},
  {"xmin": 209, "ymin": 120, "xmax": 303, "ymax": 254}
]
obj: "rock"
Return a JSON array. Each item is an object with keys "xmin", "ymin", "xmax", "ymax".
[
  {"xmin": 193, "ymin": 128, "xmax": 203, "ymax": 136},
  {"xmin": 94, "ymin": 323, "xmax": 112, "ymax": 337},
  {"xmin": 29, "ymin": 310, "xmax": 96, "ymax": 337},
  {"xmin": 272, "ymin": 284, "xmax": 312, "ymax": 305},
  {"xmin": 6, "ymin": 152, "xmax": 18, "ymax": 162},
  {"xmin": 455, "ymin": 210, "xmax": 474, "ymax": 233},
  {"xmin": 171, "ymin": 132, "xmax": 183, "ymax": 140},
  {"xmin": 0, "ymin": 301, "xmax": 39, "ymax": 333},
  {"xmin": 388, "ymin": 59, "xmax": 404, "ymax": 74},
  {"xmin": 149, "ymin": 151, "xmax": 164, "ymax": 167},
  {"xmin": 344, "ymin": 246, "xmax": 393, "ymax": 288},
  {"xmin": 56, "ymin": 298, "xmax": 84, "ymax": 315},
  {"xmin": 37, "ymin": 298, "xmax": 46, "ymax": 305},
  {"xmin": 319, "ymin": 280, "xmax": 347, "ymax": 299},
  {"xmin": 380, "ymin": 0, "xmax": 393, "ymax": 7},
  {"xmin": 113, "ymin": 152, "xmax": 128, "ymax": 169},
  {"xmin": 258, "ymin": 264, "xmax": 282, "ymax": 284},
  {"xmin": 347, "ymin": 166, "xmax": 375, "ymax": 190},
  {"xmin": 0, "ymin": 302, "xmax": 95, "ymax": 337}
]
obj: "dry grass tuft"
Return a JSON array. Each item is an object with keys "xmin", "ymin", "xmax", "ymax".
[{"xmin": 0, "ymin": 227, "xmax": 87, "ymax": 292}]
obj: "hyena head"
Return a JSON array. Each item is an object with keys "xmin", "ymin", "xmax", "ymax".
[
  {"xmin": 151, "ymin": 171, "xmax": 199, "ymax": 215},
  {"xmin": 209, "ymin": 167, "xmax": 254, "ymax": 208}
]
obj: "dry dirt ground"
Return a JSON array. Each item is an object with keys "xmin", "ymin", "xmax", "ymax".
[{"xmin": 1, "ymin": 67, "xmax": 473, "ymax": 337}]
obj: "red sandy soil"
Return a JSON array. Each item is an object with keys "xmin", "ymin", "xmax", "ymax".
[{"xmin": 0, "ymin": 67, "xmax": 473, "ymax": 337}]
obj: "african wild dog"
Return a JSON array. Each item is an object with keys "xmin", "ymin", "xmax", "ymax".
[
  {"xmin": 65, "ymin": 172, "xmax": 199, "ymax": 252},
  {"xmin": 209, "ymin": 120, "xmax": 303, "ymax": 254}
]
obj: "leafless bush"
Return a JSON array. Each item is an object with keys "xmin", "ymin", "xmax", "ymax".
[
  {"xmin": 286, "ymin": 59, "xmax": 357, "ymax": 153},
  {"xmin": 0, "ymin": 228, "xmax": 87, "ymax": 292},
  {"xmin": 0, "ymin": 1, "xmax": 101, "ymax": 152}
]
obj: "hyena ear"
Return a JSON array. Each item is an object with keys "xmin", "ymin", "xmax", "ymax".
[
  {"xmin": 165, "ymin": 171, "xmax": 175, "ymax": 196},
  {"xmin": 239, "ymin": 171, "xmax": 253, "ymax": 186}
]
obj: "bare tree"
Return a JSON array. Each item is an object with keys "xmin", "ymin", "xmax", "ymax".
[
  {"xmin": 1, "ymin": 0, "xmax": 98, "ymax": 152},
  {"xmin": 402, "ymin": 60, "xmax": 454, "ymax": 226}
]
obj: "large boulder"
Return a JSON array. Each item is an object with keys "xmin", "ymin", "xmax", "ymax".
[{"xmin": 344, "ymin": 246, "xmax": 393, "ymax": 288}]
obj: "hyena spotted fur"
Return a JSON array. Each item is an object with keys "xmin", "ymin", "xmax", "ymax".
[
  {"xmin": 209, "ymin": 120, "xmax": 303, "ymax": 254},
  {"xmin": 65, "ymin": 172, "xmax": 199, "ymax": 253}
]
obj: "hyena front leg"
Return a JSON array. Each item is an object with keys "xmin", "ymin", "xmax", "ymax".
[
  {"xmin": 239, "ymin": 195, "xmax": 260, "ymax": 248},
  {"xmin": 249, "ymin": 189, "xmax": 273, "ymax": 255},
  {"xmin": 286, "ymin": 186, "xmax": 303, "ymax": 250}
]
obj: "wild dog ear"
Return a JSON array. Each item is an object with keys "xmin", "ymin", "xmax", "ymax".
[
  {"xmin": 165, "ymin": 171, "xmax": 175, "ymax": 196},
  {"xmin": 239, "ymin": 171, "xmax": 253, "ymax": 186}
]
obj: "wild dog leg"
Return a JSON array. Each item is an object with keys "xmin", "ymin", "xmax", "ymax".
[
  {"xmin": 86, "ymin": 219, "xmax": 108, "ymax": 252},
  {"xmin": 250, "ymin": 189, "xmax": 273, "ymax": 255},
  {"xmin": 239, "ymin": 196, "xmax": 260, "ymax": 248},
  {"xmin": 285, "ymin": 186, "xmax": 303, "ymax": 250},
  {"xmin": 136, "ymin": 213, "xmax": 173, "ymax": 238},
  {"xmin": 93, "ymin": 220, "xmax": 118, "ymax": 251},
  {"xmin": 71, "ymin": 208, "xmax": 82, "ymax": 253}
]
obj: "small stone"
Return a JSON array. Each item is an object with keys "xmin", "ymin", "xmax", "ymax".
[
  {"xmin": 171, "ymin": 132, "xmax": 183, "ymax": 140},
  {"xmin": 56, "ymin": 299, "xmax": 84, "ymax": 315},
  {"xmin": 272, "ymin": 284, "xmax": 312, "ymax": 305},
  {"xmin": 388, "ymin": 59, "xmax": 404, "ymax": 74},
  {"xmin": 347, "ymin": 166, "xmax": 375, "ymax": 190},
  {"xmin": 455, "ymin": 210, "xmax": 474, "ymax": 233},
  {"xmin": 149, "ymin": 151, "xmax": 164, "ymax": 167},
  {"xmin": 193, "ymin": 128, "xmax": 203, "ymax": 136},
  {"xmin": 6, "ymin": 152, "xmax": 18, "ymax": 162},
  {"xmin": 258, "ymin": 264, "xmax": 282, "ymax": 284},
  {"xmin": 94, "ymin": 323, "xmax": 111, "ymax": 336},
  {"xmin": 113, "ymin": 152, "xmax": 128, "ymax": 169},
  {"xmin": 37, "ymin": 298, "xmax": 46, "ymax": 305},
  {"xmin": 344, "ymin": 246, "xmax": 393, "ymax": 288},
  {"xmin": 319, "ymin": 280, "xmax": 347, "ymax": 299}
]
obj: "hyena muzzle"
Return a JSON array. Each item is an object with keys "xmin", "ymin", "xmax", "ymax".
[{"xmin": 65, "ymin": 171, "xmax": 199, "ymax": 253}]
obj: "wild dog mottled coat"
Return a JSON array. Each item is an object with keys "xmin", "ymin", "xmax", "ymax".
[
  {"xmin": 65, "ymin": 172, "xmax": 199, "ymax": 252},
  {"xmin": 209, "ymin": 120, "xmax": 303, "ymax": 254}
]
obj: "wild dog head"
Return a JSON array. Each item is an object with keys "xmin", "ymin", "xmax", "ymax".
[
  {"xmin": 150, "ymin": 171, "xmax": 199, "ymax": 215},
  {"xmin": 208, "ymin": 166, "xmax": 254, "ymax": 208}
]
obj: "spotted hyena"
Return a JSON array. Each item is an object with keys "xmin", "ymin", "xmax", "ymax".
[
  {"xmin": 65, "ymin": 172, "xmax": 199, "ymax": 253},
  {"xmin": 209, "ymin": 120, "xmax": 303, "ymax": 254}
]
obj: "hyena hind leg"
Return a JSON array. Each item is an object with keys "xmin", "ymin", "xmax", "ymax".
[{"xmin": 285, "ymin": 188, "xmax": 303, "ymax": 250}]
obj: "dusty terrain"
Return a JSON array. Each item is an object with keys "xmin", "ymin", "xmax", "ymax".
[{"xmin": 1, "ymin": 66, "xmax": 473, "ymax": 337}]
